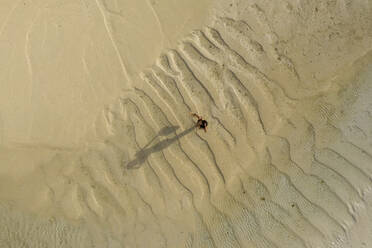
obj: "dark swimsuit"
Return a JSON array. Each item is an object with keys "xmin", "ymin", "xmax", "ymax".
[{"xmin": 198, "ymin": 120, "xmax": 208, "ymax": 129}]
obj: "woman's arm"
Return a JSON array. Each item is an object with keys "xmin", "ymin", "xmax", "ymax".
[{"xmin": 190, "ymin": 112, "xmax": 201, "ymax": 119}]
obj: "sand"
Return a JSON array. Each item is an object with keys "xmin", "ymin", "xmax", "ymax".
[{"xmin": 0, "ymin": 0, "xmax": 372, "ymax": 247}]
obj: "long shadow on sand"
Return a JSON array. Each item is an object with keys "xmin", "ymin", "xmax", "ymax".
[{"xmin": 126, "ymin": 125, "xmax": 195, "ymax": 169}]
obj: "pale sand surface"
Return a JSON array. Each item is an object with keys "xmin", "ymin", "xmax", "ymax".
[
  {"xmin": 1, "ymin": 0, "xmax": 372, "ymax": 247},
  {"xmin": 0, "ymin": 0, "xmax": 212, "ymax": 146}
]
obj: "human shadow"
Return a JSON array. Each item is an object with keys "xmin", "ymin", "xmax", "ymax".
[{"xmin": 126, "ymin": 125, "xmax": 194, "ymax": 169}]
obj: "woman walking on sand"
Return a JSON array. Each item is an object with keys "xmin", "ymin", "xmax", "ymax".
[{"xmin": 191, "ymin": 113, "xmax": 208, "ymax": 132}]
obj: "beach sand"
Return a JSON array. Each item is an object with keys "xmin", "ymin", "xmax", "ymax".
[{"xmin": 1, "ymin": 0, "xmax": 372, "ymax": 247}]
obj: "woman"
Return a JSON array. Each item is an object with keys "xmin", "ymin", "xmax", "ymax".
[{"xmin": 190, "ymin": 113, "xmax": 208, "ymax": 132}]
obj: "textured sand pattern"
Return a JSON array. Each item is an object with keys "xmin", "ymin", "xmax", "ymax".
[
  {"xmin": 0, "ymin": 204, "xmax": 93, "ymax": 248},
  {"xmin": 1, "ymin": 0, "xmax": 372, "ymax": 247},
  {"xmin": 42, "ymin": 11, "xmax": 372, "ymax": 248}
]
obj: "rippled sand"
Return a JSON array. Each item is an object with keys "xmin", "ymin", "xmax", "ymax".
[{"xmin": 1, "ymin": 0, "xmax": 372, "ymax": 247}]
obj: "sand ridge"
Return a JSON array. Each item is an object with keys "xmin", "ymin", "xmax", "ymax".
[{"xmin": 1, "ymin": 0, "xmax": 372, "ymax": 247}]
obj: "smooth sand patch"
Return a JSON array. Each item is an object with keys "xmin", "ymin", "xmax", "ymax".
[{"xmin": 0, "ymin": 0, "xmax": 212, "ymax": 147}]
